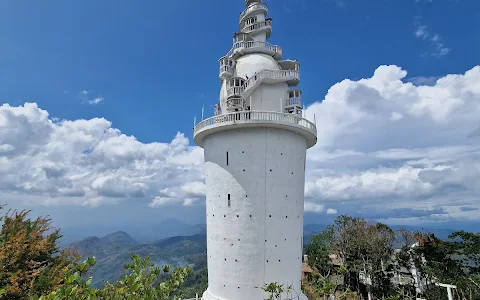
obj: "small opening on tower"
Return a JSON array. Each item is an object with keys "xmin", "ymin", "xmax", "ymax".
[
  {"xmin": 226, "ymin": 151, "xmax": 229, "ymax": 165},
  {"xmin": 228, "ymin": 194, "xmax": 231, "ymax": 207}
]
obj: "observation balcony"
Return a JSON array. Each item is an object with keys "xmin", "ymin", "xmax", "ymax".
[
  {"xmin": 285, "ymin": 89, "xmax": 302, "ymax": 115},
  {"xmin": 226, "ymin": 97, "xmax": 246, "ymax": 111},
  {"xmin": 240, "ymin": 2, "xmax": 268, "ymax": 22},
  {"xmin": 242, "ymin": 19, "xmax": 272, "ymax": 39},
  {"xmin": 227, "ymin": 41, "xmax": 282, "ymax": 60},
  {"xmin": 279, "ymin": 60, "xmax": 300, "ymax": 71},
  {"xmin": 194, "ymin": 111, "xmax": 317, "ymax": 148},
  {"xmin": 219, "ymin": 57, "xmax": 235, "ymax": 79},
  {"xmin": 226, "ymin": 77, "xmax": 246, "ymax": 99},
  {"xmin": 233, "ymin": 32, "xmax": 253, "ymax": 43},
  {"xmin": 226, "ymin": 69, "xmax": 300, "ymax": 100}
]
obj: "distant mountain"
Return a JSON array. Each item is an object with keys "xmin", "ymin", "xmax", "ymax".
[
  {"xmin": 100, "ymin": 231, "xmax": 137, "ymax": 246},
  {"xmin": 389, "ymin": 225, "xmax": 456, "ymax": 241},
  {"xmin": 72, "ymin": 232, "xmax": 207, "ymax": 288},
  {"xmin": 123, "ymin": 219, "xmax": 207, "ymax": 243}
]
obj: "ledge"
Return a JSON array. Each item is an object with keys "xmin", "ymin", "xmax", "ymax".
[{"xmin": 194, "ymin": 111, "xmax": 317, "ymax": 149}]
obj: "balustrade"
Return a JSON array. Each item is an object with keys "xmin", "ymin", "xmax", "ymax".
[
  {"xmin": 240, "ymin": 2, "xmax": 268, "ymax": 20},
  {"xmin": 242, "ymin": 19, "xmax": 272, "ymax": 36},
  {"xmin": 286, "ymin": 97, "xmax": 302, "ymax": 107},
  {"xmin": 226, "ymin": 41, "xmax": 282, "ymax": 59},
  {"xmin": 219, "ymin": 65, "xmax": 234, "ymax": 78},
  {"xmin": 194, "ymin": 111, "xmax": 317, "ymax": 137},
  {"xmin": 226, "ymin": 69, "xmax": 299, "ymax": 98}
]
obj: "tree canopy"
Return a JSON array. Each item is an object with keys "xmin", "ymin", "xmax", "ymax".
[{"xmin": 0, "ymin": 205, "xmax": 192, "ymax": 300}]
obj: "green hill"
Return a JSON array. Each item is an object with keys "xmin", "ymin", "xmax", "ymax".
[{"xmin": 71, "ymin": 232, "xmax": 207, "ymax": 292}]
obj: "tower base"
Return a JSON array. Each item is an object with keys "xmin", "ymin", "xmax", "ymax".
[{"xmin": 202, "ymin": 288, "xmax": 309, "ymax": 300}]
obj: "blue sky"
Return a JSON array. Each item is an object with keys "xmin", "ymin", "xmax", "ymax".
[{"xmin": 1, "ymin": 0, "xmax": 479, "ymax": 238}]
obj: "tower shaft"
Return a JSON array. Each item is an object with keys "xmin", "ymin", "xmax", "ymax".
[{"xmin": 194, "ymin": 1, "xmax": 317, "ymax": 299}]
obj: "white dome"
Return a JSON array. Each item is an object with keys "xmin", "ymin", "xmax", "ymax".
[
  {"xmin": 219, "ymin": 54, "xmax": 281, "ymax": 110},
  {"xmin": 235, "ymin": 54, "xmax": 280, "ymax": 78}
]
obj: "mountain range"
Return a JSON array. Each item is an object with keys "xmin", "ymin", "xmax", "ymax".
[
  {"xmin": 69, "ymin": 219, "xmax": 457, "ymax": 291},
  {"xmin": 71, "ymin": 231, "xmax": 207, "ymax": 289}
]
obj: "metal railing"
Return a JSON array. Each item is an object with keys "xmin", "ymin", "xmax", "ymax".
[
  {"xmin": 226, "ymin": 41, "xmax": 282, "ymax": 58},
  {"xmin": 226, "ymin": 69, "xmax": 300, "ymax": 98},
  {"xmin": 242, "ymin": 19, "xmax": 272, "ymax": 34},
  {"xmin": 240, "ymin": 2, "xmax": 268, "ymax": 20},
  {"xmin": 194, "ymin": 111, "xmax": 316, "ymax": 136}
]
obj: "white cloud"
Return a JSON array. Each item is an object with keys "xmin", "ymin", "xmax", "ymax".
[
  {"xmin": 414, "ymin": 20, "xmax": 451, "ymax": 57},
  {"xmin": 326, "ymin": 209, "xmax": 338, "ymax": 215},
  {"xmin": 304, "ymin": 203, "xmax": 337, "ymax": 215},
  {"xmin": 0, "ymin": 103, "xmax": 203, "ymax": 207},
  {"xmin": 304, "ymin": 65, "xmax": 480, "ymax": 224},
  {"xmin": 1, "ymin": 65, "xmax": 479, "ymax": 226},
  {"xmin": 78, "ymin": 90, "xmax": 104, "ymax": 105},
  {"xmin": 88, "ymin": 97, "xmax": 104, "ymax": 105}
]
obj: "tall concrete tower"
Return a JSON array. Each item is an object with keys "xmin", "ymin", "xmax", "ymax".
[{"xmin": 193, "ymin": 1, "xmax": 317, "ymax": 299}]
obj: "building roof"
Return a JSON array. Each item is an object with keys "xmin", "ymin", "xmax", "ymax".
[{"xmin": 302, "ymin": 263, "xmax": 314, "ymax": 273}]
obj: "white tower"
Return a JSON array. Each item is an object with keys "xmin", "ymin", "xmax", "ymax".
[{"xmin": 193, "ymin": 1, "xmax": 317, "ymax": 299}]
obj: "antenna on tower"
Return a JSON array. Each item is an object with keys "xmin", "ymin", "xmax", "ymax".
[
  {"xmin": 194, "ymin": 116, "xmax": 197, "ymax": 128},
  {"xmin": 201, "ymin": 105, "xmax": 205, "ymax": 121}
]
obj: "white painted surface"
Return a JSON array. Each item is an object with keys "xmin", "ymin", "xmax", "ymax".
[
  {"xmin": 197, "ymin": 0, "xmax": 316, "ymax": 299},
  {"xmin": 202, "ymin": 127, "xmax": 308, "ymax": 300},
  {"xmin": 221, "ymin": 54, "xmax": 287, "ymax": 113}
]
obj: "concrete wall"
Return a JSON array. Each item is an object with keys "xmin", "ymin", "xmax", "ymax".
[
  {"xmin": 249, "ymin": 82, "xmax": 289, "ymax": 112},
  {"xmin": 202, "ymin": 127, "xmax": 308, "ymax": 300}
]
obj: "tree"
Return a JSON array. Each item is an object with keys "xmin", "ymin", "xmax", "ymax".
[
  {"xmin": 329, "ymin": 216, "xmax": 396, "ymax": 299},
  {"xmin": 305, "ymin": 227, "xmax": 335, "ymax": 277},
  {"xmin": 0, "ymin": 205, "xmax": 78, "ymax": 299},
  {"xmin": 414, "ymin": 231, "xmax": 480, "ymax": 299},
  {"xmin": 314, "ymin": 276, "xmax": 337, "ymax": 300},
  {"xmin": 37, "ymin": 255, "xmax": 192, "ymax": 300},
  {"xmin": 259, "ymin": 282, "xmax": 294, "ymax": 300}
]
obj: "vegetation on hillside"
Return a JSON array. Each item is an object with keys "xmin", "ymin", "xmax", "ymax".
[
  {"xmin": 303, "ymin": 215, "xmax": 480, "ymax": 300},
  {"xmin": 0, "ymin": 205, "xmax": 78, "ymax": 299},
  {"xmin": 0, "ymin": 206, "xmax": 192, "ymax": 300},
  {"xmin": 2, "ymin": 205, "xmax": 479, "ymax": 300}
]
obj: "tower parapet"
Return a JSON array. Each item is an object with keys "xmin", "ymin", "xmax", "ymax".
[{"xmin": 194, "ymin": 1, "xmax": 316, "ymax": 299}]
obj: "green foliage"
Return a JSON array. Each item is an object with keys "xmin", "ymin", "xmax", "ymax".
[
  {"xmin": 36, "ymin": 255, "xmax": 192, "ymax": 300},
  {"xmin": 72, "ymin": 233, "xmax": 206, "ymax": 288},
  {"xmin": 414, "ymin": 231, "xmax": 480, "ymax": 299},
  {"xmin": 314, "ymin": 275, "xmax": 337, "ymax": 299},
  {"xmin": 0, "ymin": 205, "xmax": 78, "ymax": 299},
  {"xmin": 305, "ymin": 227, "xmax": 335, "ymax": 277},
  {"xmin": 259, "ymin": 282, "xmax": 292, "ymax": 300}
]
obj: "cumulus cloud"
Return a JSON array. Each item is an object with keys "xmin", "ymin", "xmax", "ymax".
[
  {"xmin": 304, "ymin": 65, "xmax": 480, "ymax": 224},
  {"xmin": 1, "ymin": 64, "xmax": 479, "ymax": 226},
  {"xmin": 0, "ymin": 103, "xmax": 203, "ymax": 207}
]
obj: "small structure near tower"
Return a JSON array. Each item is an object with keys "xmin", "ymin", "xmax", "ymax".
[{"xmin": 193, "ymin": 1, "xmax": 317, "ymax": 299}]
